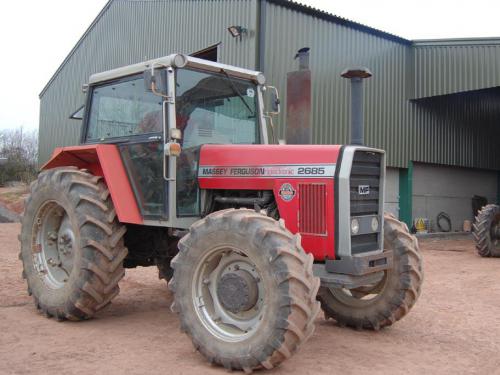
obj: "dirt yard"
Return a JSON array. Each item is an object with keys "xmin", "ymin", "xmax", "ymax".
[{"xmin": 2, "ymin": 223, "xmax": 500, "ymax": 375}]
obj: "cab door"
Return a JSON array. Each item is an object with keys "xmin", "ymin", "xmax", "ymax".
[{"xmin": 83, "ymin": 73, "xmax": 168, "ymax": 220}]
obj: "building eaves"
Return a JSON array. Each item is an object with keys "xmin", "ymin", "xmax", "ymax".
[
  {"xmin": 413, "ymin": 37, "xmax": 500, "ymax": 47},
  {"xmin": 38, "ymin": 0, "xmax": 114, "ymax": 99},
  {"xmin": 267, "ymin": 0, "xmax": 411, "ymax": 45}
]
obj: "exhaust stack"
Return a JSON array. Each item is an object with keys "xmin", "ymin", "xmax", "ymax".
[
  {"xmin": 286, "ymin": 48, "xmax": 311, "ymax": 144},
  {"xmin": 341, "ymin": 68, "xmax": 372, "ymax": 146}
]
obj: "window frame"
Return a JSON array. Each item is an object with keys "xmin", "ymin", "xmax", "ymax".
[
  {"xmin": 174, "ymin": 67, "xmax": 262, "ymax": 147},
  {"xmin": 69, "ymin": 105, "xmax": 85, "ymax": 120},
  {"xmin": 81, "ymin": 72, "xmax": 164, "ymax": 145}
]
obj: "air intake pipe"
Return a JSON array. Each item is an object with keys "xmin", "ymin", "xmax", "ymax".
[{"xmin": 341, "ymin": 68, "xmax": 372, "ymax": 146}]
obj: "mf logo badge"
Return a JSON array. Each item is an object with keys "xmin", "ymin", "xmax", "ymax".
[
  {"xmin": 279, "ymin": 183, "xmax": 296, "ymax": 202},
  {"xmin": 358, "ymin": 185, "xmax": 370, "ymax": 195}
]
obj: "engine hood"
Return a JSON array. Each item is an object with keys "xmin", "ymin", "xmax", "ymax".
[{"xmin": 198, "ymin": 144, "xmax": 342, "ymax": 189}]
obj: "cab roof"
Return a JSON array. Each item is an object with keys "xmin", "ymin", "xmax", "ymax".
[{"xmin": 88, "ymin": 54, "xmax": 265, "ymax": 85}]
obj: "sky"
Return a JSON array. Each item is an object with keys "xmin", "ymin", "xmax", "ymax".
[{"xmin": 0, "ymin": 0, "xmax": 499, "ymax": 132}]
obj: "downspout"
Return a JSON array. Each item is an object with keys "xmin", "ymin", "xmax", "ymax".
[
  {"xmin": 497, "ymin": 170, "xmax": 500, "ymax": 205},
  {"xmin": 257, "ymin": 0, "xmax": 267, "ymax": 71}
]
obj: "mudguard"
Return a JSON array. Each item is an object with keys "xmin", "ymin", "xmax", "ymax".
[{"xmin": 42, "ymin": 144, "xmax": 143, "ymax": 225}]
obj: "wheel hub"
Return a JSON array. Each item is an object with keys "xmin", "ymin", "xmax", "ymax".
[
  {"xmin": 217, "ymin": 269, "xmax": 258, "ymax": 313},
  {"xmin": 193, "ymin": 249, "xmax": 265, "ymax": 341},
  {"xmin": 32, "ymin": 201, "xmax": 75, "ymax": 289}
]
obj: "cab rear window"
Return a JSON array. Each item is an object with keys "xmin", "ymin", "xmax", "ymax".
[{"xmin": 86, "ymin": 75, "xmax": 163, "ymax": 141}]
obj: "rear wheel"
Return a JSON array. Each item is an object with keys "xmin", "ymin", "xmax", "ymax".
[
  {"xmin": 317, "ymin": 213, "xmax": 423, "ymax": 330},
  {"xmin": 473, "ymin": 204, "xmax": 500, "ymax": 257},
  {"xmin": 170, "ymin": 209, "xmax": 320, "ymax": 371},
  {"xmin": 19, "ymin": 167, "xmax": 128, "ymax": 320}
]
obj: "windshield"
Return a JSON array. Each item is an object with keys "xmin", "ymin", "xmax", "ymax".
[{"xmin": 175, "ymin": 68, "xmax": 259, "ymax": 148}]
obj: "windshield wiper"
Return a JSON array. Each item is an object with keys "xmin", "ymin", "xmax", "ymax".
[{"xmin": 220, "ymin": 69, "xmax": 255, "ymax": 116}]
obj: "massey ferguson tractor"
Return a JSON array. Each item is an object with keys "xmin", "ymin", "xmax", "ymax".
[
  {"xmin": 20, "ymin": 54, "xmax": 423, "ymax": 371},
  {"xmin": 474, "ymin": 205, "xmax": 500, "ymax": 256}
]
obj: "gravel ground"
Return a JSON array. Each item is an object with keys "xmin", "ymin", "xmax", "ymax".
[{"xmin": 2, "ymin": 223, "xmax": 500, "ymax": 374}]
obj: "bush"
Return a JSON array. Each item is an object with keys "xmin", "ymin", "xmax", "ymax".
[{"xmin": 0, "ymin": 128, "xmax": 38, "ymax": 186}]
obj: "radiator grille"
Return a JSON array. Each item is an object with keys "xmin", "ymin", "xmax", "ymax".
[
  {"xmin": 299, "ymin": 183, "xmax": 327, "ymax": 235},
  {"xmin": 350, "ymin": 151, "xmax": 382, "ymax": 254}
]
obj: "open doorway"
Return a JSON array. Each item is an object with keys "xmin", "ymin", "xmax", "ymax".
[{"xmin": 191, "ymin": 43, "xmax": 219, "ymax": 62}]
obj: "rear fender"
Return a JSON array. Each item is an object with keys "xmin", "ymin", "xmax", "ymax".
[{"xmin": 42, "ymin": 144, "xmax": 143, "ymax": 225}]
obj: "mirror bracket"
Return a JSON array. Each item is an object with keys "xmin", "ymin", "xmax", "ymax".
[{"xmin": 264, "ymin": 85, "xmax": 281, "ymax": 115}]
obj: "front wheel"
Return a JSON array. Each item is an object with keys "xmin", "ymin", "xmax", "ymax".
[
  {"xmin": 317, "ymin": 213, "xmax": 423, "ymax": 330},
  {"xmin": 170, "ymin": 209, "xmax": 320, "ymax": 371}
]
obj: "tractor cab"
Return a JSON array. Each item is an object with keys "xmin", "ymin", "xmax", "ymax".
[{"xmin": 81, "ymin": 54, "xmax": 275, "ymax": 227}]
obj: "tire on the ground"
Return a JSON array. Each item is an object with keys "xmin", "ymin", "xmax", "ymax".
[
  {"xmin": 473, "ymin": 204, "xmax": 500, "ymax": 257},
  {"xmin": 170, "ymin": 208, "xmax": 320, "ymax": 371},
  {"xmin": 19, "ymin": 167, "xmax": 128, "ymax": 320},
  {"xmin": 317, "ymin": 212, "xmax": 423, "ymax": 330}
]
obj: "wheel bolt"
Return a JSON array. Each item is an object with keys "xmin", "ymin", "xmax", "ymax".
[{"xmin": 203, "ymin": 278, "xmax": 210, "ymax": 285}]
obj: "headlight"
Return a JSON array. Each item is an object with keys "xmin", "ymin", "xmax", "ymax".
[
  {"xmin": 371, "ymin": 217, "xmax": 379, "ymax": 232},
  {"xmin": 351, "ymin": 219, "xmax": 360, "ymax": 235}
]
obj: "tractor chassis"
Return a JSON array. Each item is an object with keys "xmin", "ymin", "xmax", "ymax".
[{"xmin": 313, "ymin": 250, "xmax": 393, "ymax": 289}]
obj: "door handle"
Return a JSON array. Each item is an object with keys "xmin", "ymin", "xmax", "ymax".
[{"xmin": 148, "ymin": 135, "xmax": 162, "ymax": 142}]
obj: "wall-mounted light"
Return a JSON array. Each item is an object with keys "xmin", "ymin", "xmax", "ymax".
[{"xmin": 227, "ymin": 25, "xmax": 247, "ymax": 40}]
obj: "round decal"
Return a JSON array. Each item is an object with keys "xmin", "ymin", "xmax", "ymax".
[
  {"xmin": 246, "ymin": 88, "xmax": 255, "ymax": 98},
  {"xmin": 279, "ymin": 183, "xmax": 296, "ymax": 202}
]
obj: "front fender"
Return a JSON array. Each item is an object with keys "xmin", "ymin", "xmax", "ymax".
[{"xmin": 42, "ymin": 144, "xmax": 142, "ymax": 225}]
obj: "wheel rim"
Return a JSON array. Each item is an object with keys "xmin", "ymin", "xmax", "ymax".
[
  {"xmin": 192, "ymin": 246, "xmax": 265, "ymax": 342},
  {"xmin": 32, "ymin": 201, "xmax": 76, "ymax": 289},
  {"xmin": 329, "ymin": 271, "xmax": 387, "ymax": 306}
]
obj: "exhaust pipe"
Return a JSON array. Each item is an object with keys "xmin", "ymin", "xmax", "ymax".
[
  {"xmin": 341, "ymin": 68, "xmax": 372, "ymax": 146},
  {"xmin": 286, "ymin": 48, "xmax": 312, "ymax": 144}
]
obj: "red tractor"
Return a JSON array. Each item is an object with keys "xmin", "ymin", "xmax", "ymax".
[
  {"xmin": 20, "ymin": 54, "xmax": 422, "ymax": 371},
  {"xmin": 474, "ymin": 205, "xmax": 500, "ymax": 256}
]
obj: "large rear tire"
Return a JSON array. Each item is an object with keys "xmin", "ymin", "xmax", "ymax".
[
  {"xmin": 317, "ymin": 213, "xmax": 423, "ymax": 330},
  {"xmin": 170, "ymin": 209, "xmax": 320, "ymax": 371},
  {"xmin": 19, "ymin": 167, "xmax": 128, "ymax": 320},
  {"xmin": 473, "ymin": 204, "xmax": 500, "ymax": 257}
]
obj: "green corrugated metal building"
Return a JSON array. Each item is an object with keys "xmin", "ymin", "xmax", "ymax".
[{"xmin": 38, "ymin": 0, "xmax": 500, "ymax": 230}]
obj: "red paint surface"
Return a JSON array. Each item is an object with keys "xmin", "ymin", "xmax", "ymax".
[
  {"xmin": 199, "ymin": 144, "xmax": 341, "ymax": 260},
  {"xmin": 42, "ymin": 145, "xmax": 143, "ymax": 225},
  {"xmin": 42, "ymin": 143, "xmax": 341, "ymax": 260}
]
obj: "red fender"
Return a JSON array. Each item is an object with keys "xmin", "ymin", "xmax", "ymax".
[{"xmin": 42, "ymin": 144, "xmax": 143, "ymax": 225}]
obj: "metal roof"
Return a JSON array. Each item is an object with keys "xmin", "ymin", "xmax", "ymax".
[
  {"xmin": 413, "ymin": 37, "xmax": 500, "ymax": 46},
  {"xmin": 268, "ymin": 0, "xmax": 411, "ymax": 45}
]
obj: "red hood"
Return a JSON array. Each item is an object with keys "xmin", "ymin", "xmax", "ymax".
[{"xmin": 199, "ymin": 144, "xmax": 342, "ymax": 166}]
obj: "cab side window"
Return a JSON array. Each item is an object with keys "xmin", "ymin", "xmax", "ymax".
[{"xmin": 86, "ymin": 76, "xmax": 163, "ymax": 141}]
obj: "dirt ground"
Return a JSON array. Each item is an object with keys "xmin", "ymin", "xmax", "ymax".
[
  {"xmin": 0, "ymin": 186, "xmax": 28, "ymax": 215},
  {"xmin": 2, "ymin": 224, "xmax": 500, "ymax": 375}
]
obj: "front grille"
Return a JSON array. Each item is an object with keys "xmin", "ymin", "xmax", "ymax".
[
  {"xmin": 299, "ymin": 183, "xmax": 327, "ymax": 235},
  {"xmin": 350, "ymin": 150, "xmax": 382, "ymax": 254}
]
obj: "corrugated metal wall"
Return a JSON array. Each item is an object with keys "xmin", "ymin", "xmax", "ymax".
[
  {"xmin": 39, "ymin": 0, "xmax": 258, "ymax": 164},
  {"xmin": 413, "ymin": 39, "xmax": 500, "ymax": 99},
  {"xmin": 409, "ymin": 88, "xmax": 500, "ymax": 169},
  {"xmin": 39, "ymin": 0, "xmax": 500, "ymax": 171},
  {"xmin": 262, "ymin": 2, "xmax": 500, "ymax": 169},
  {"xmin": 263, "ymin": 2, "xmax": 412, "ymax": 168}
]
